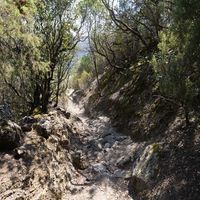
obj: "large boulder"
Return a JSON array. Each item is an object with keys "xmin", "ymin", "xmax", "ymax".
[
  {"xmin": 20, "ymin": 116, "xmax": 38, "ymax": 132},
  {"xmin": 128, "ymin": 143, "xmax": 160, "ymax": 195},
  {"xmin": 33, "ymin": 118, "xmax": 52, "ymax": 139},
  {"xmin": 0, "ymin": 120, "xmax": 23, "ymax": 151}
]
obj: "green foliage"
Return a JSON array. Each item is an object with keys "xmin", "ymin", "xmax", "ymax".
[
  {"xmin": 0, "ymin": 0, "xmax": 44, "ymax": 117},
  {"xmin": 33, "ymin": 0, "xmax": 78, "ymax": 111},
  {"xmin": 151, "ymin": 0, "xmax": 200, "ymax": 124},
  {"xmin": 78, "ymin": 0, "xmax": 105, "ymax": 13},
  {"xmin": 152, "ymin": 30, "xmax": 197, "ymax": 105},
  {"xmin": 70, "ymin": 55, "xmax": 94, "ymax": 90},
  {"xmin": 32, "ymin": 107, "xmax": 42, "ymax": 115},
  {"xmin": 1, "ymin": 0, "xmax": 200, "ymax": 123},
  {"xmin": 0, "ymin": 0, "xmax": 80, "ymax": 116},
  {"xmin": 175, "ymin": 0, "xmax": 200, "ymax": 87}
]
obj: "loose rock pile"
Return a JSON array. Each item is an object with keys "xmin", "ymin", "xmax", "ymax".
[{"xmin": 0, "ymin": 110, "xmax": 81, "ymax": 200}]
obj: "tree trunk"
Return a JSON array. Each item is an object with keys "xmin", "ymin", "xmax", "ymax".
[
  {"xmin": 41, "ymin": 68, "xmax": 55, "ymax": 113},
  {"xmin": 31, "ymin": 83, "xmax": 41, "ymax": 113},
  {"xmin": 55, "ymin": 80, "xmax": 60, "ymax": 107},
  {"xmin": 93, "ymin": 53, "xmax": 101, "ymax": 97},
  {"xmin": 41, "ymin": 76, "xmax": 51, "ymax": 113},
  {"xmin": 90, "ymin": 41, "xmax": 101, "ymax": 96}
]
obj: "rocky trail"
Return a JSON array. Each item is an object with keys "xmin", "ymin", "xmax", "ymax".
[
  {"xmin": 0, "ymin": 92, "xmax": 176, "ymax": 200},
  {"xmin": 1, "ymin": 91, "xmax": 199, "ymax": 200},
  {"xmin": 0, "ymin": 92, "xmax": 146, "ymax": 200},
  {"xmin": 63, "ymin": 93, "xmax": 135, "ymax": 199}
]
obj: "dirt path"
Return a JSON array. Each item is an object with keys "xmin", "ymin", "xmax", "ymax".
[
  {"xmin": 0, "ymin": 91, "xmax": 135, "ymax": 200},
  {"xmin": 63, "ymin": 92, "xmax": 135, "ymax": 200}
]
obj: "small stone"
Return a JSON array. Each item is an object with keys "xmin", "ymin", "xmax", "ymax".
[
  {"xmin": 113, "ymin": 169, "xmax": 124, "ymax": 178},
  {"xmin": 14, "ymin": 148, "xmax": 25, "ymax": 159},
  {"xmin": 116, "ymin": 156, "xmax": 132, "ymax": 168},
  {"xmin": 104, "ymin": 143, "xmax": 111, "ymax": 148},
  {"xmin": 21, "ymin": 116, "xmax": 37, "ymax": 124},
  {"xmin": 117, "ymin": 136, "xmax": 128, "ymax": 141},
  {"xmin": 92, "ymin": 163, "xmax": 107, "ymax": 174},
  {"xmin": 96, "ymin": 152, "xmax": 103, "ymax": 160},
  {"xmin": 97, "ymin": 143, "xmax": 102, "ymax": 149},
  {"xmin": 112, "ymin": 141, "xmax": 119, "ymax": 147},
  {"xmin": 104, "ymin": 148, "xmax": 110, "ymax": 152},
  {"xmin": 64, "ymin": 112, "xmax": 71, "ymax": 119}
]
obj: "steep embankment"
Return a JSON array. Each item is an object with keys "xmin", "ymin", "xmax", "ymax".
[
  {"xmin": 83, "ymin": 64, "xmax": 200, "ymax": 200},
  {"xmin": 0, "ymin": 109, "xmax": 77, "ymax": 199}
]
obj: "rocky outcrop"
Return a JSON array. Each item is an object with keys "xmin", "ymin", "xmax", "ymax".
[
  {"xmin": 33, "ymin": 118, "xmax": 53, "ymax": 139},
  {"xmin": 0, "ymin": 120, "xmax": 23, "ymax": 151},
  {"xmin": 0, "ymin": 109, "xmax": 83, "ymax": 200},
  {"xmin": 128, "ymin": 144, "xmax": 160, "ymax": 196},
  {"xmin": 20, "ymin": 116, "xmax": 37, "ymax": 132}
]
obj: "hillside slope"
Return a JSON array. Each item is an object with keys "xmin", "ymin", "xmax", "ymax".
[
  {"xmin": 0, "ymin": 83, "xmax": 200, "ymax": 199},
  {"xmin": 82, "ymin": 64, "xmax": 200, "ymax": 199}
]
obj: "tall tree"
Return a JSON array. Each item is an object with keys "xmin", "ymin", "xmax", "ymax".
[
  {"xmin": 101, "ymin": 0, "xmax": 172, "ymax": 51},
  {"xmin": 0, "ymin": 0, "xmax": 44, "ymax": 117},
  {"xmin": 33, "ymin": 0, "xmax": 85, "ymax": 112},
  {"xmin": 152, "ymin": 0, "xmax": 200, "ymax": 125}
]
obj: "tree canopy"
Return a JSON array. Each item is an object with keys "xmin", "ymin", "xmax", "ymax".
[{"xmin": 1, "ymin": 0, "xmax": 200, "ymax": 125}]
